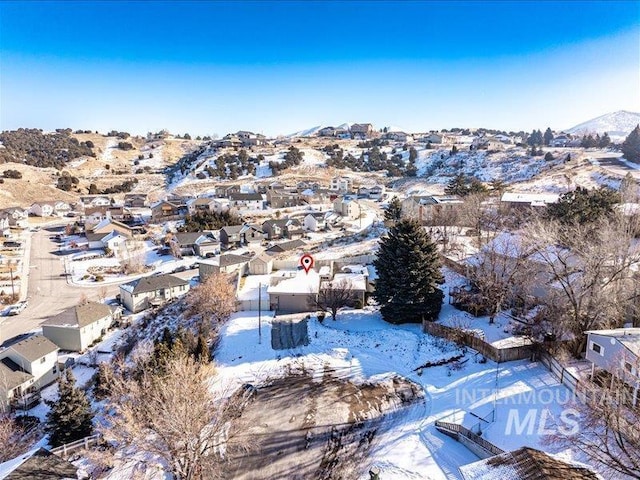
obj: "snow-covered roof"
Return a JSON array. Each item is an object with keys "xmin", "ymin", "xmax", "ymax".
[
  {"xmin": 340, "ymin": 264, "xmax": 368, "ymax": 275},
  {"xmin": 331, "ymin": 273, "xmax": 367, "ymax": 291},
  {"xmin": 267, "ymin": 269, "xmax": 320, "ymax": 294},
  {"xmin": 585, "ymin": 328, "xmax": 640, "ymax": 357},
  {"xmin": 501, "ymin": 192, "xmax": 559, "ymax": 206}
]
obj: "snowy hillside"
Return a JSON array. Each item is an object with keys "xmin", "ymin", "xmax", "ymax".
[{"xmin": 567, "ymin": 110, "xmax": 640, "ymax": 140}]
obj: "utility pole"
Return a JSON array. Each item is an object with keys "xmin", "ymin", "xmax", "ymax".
[
  {"xmin": 8, "ymin": 262, "xmax": 15, "ymax": 299},
  {"xmin": 258, "ymin": 282, "xmax": 262, "ymax": 344}
]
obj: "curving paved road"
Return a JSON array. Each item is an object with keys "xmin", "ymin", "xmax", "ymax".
[{"xmin": 0, "ymin": 226, "xmax": 119, "ymax": 343}]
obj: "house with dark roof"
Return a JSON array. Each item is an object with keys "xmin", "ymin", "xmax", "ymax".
[
  {"xmin": 219, "ymin": 224, "xmax": 264, "ymax": 248},
  {"xmin": 459, "ymin": 447, "xmax": 600, "ymax": 480},
  {"xmin": 266, "ymin": 190, "xmax": 303, "ymax": 209},
  {"xmin": 151, "ymin": 200, "xmax": 188, "ymax": 222},
  {"xmin": 42, "ymin": 302, "xmax": 118, "ymax": 352},
  {"xmin": 261, "ymin": 218, "xmax": 304, "ymax": 240},
  {"xmin": 228, "ymin": 193, "xmax": 264, "ymax": 210},
  {"xmin": 0, "ymin": 447, "xmax": 80, "ymax": 480},
  {"xmin": 199, "ymin": 254, "xmax": 251, "ymax": 280},
  {"xmin": 0, "ymin": 334, "xmax": 59, "ymax": 409},
  {"xmin": 170, "ymin": 232, "xmax": 219, "ymax": 257},
  {"xmin": 119, "ymin": 274, "xmax": 190, "ymax": 313},
  {"xmin": 265, "ymin": 239, "xmax": 307, "ymax": 256},
  {"xmin": 124, "ymin": 193, "xmax": 148, "ymax": 208}
]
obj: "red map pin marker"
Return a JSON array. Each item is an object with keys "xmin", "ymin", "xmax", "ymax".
[{"xmin": 300, "ymin": 253, "xmax": 314, "ymax": 274}]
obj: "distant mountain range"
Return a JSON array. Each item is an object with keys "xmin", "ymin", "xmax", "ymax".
[{"xmin": 566, "ymin": 110, "xmax": 640, "ymax": 140}]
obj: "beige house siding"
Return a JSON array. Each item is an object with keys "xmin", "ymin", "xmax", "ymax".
[
  {"xmin": 269, "ymin": 293, "xmax": 315, "ymax": 314},
  {"xmin": 42, "ymin": 314, "xmax": 113, "ymax": 352}
]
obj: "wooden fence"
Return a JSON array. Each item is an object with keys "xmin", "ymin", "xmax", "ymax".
[
  {"xmin": 435, "ymin": 420, "xmax": 505, "ymax": 457},
  {"xmin": 422, "ymin": 321, "xmax": 534, "ymax": 363},
  {"xmin": 538, "ymin": 351, "xmax": 595, "ymax": 402},
  {"xmin": 50, "ymin": 434, "xmax": 101, "ymax": 459}
]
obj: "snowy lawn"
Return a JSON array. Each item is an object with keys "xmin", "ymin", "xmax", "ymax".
[{"xmin": 215, "ymin": 308, "xmax": 588, "ymax": 479}]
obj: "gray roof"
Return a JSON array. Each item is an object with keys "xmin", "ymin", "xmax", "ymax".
[
  {"xmin": 124, "ymin": 274, "xmax": 188, "ymax": 295},
  {"xmin": 265, "ymin": 239, "xmax": 307, "ymax": 255},
  {"xmin": 8, "ymin": 335, "xmax": 58, "ymax": 363},
  {"xmin": 43, "ymin": 302, "xmax": 112, "ymax": 329},
  {"xmin": 219, "ymin": 254, "xmax": 252, "ymax": 268},
  {"xmin": 221, "ymin": 225, "xmax": 243, "ymax": 235},
  {"xmin": 174, "ymin": 232, "xmax": 215, "ymax": 245},
  {"xmin": 229, "ymin": 193, "xmax": 263, "ymax": 201},
  {"xmin": 262, "ymin": 218, "xmax": 302, "ymax": 229},
  {"xmin": 0, "ymin": 358, "xmax": 33, "ymax": 391},
  {"xmin": 2, "ymin": 448, "xmax": 79, "ymax": 480}
]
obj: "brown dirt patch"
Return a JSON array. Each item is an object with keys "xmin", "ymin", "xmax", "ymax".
[{"xmin": 222, "ymin": 370, "xmax": 423, "ymax": 480}]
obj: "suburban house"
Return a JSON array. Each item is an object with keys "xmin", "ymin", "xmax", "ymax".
[
  {"xmin": 319, "ymin": 126, "xmax": 337, "ymax": 137},
  {"xmin": 265, "ymin": 239, "xmax": 307, "ymax": 256},
  {"xmin": 0, "ymin": 334, "xmax": 59, "ymax": 409},
  {"xmin": 333, "ymin": 198, "xmax": 361, "ymax": 220},
  {"xmin": 330, "ymin": 176, "xmax": 354, "ymax": 193},
  {"xmin": 151, "ymin": 200, "xmax": 188, "ymax": 222},
  {"xmin": 459, "ymin": 447, "xmax": 599, "ymax": 480},
  {"xmin": 228, "ymin": 193, "xmax": 264, "ymax": 210},
  {"xmin": 214, "ymin": 185, "xmax": 241, "ymax": 198},
  {"xmin": 422, "ymin": 133, "xmax": 445, "ymax": 144},
  {"xmin": 42, "ymin": 302, "xmax": 118, "ymax": 352},
  {"xmin": 261, "ymin": 218, "xmax": 304, "ymax": 240},
  {"xmin": 383, "ymin": 130, "xmax": 412, "ymax": 142},
  {"xmin": 30, "ymin": 201, "xmax": 71, "ymax": 217},
  {"xmin": 170, "ymin": 232, "xmax": 219, "ymax": 257},
  {"xmin": 0, "ymin": 447, "xmax": 80, "ymax": 479},
  {"xmin": 401, "ymin": 195, "xmax": 464, "ymax": 224},
  {"xmin": 187, "ymin": 197, "xmax": 226, "ymax": 215},
  {"xmin": 124, "ymin": 193, "xmax": 148, "ymax": 208},
  {"xmin": 585, "ymin": 328, "xmax": 640, "ymax": 404},
  {"xmin": 500, "ymin": 192, "xmax": 560, "ymax": 209},
  {"xmin": 79, "ymin": 195, "xmax": 112, "ymax": 208},
  {"xmin": 0, "ymin": 207, "xmax": 29, "ymax": 229},
  {"xmin": 268, "ymin": 269, "xmax": 320, "ymax": 313},
  {"xmin": 213, "ymin": 134, "xmax": 243, "ymax": 148},
  {"xmin": 350, "ymin": 123, "xmax": 374, "ymax": 138},
  {"xmin": 266, "ymin": 190, "xmax": 302, "ymax": 208},
  {"xmin": 236, "ymin": 130, "xmax": 267, "ymax": 147},
  {"xmin": 119, "ymin": 274, "xmax": 190, "ymax": 313},
  {"xmin": 219, "ymin": 224, "xmax": 264, "ymax": 248},
  {"xmin": 358, "ymin": 185, "xmax": 385, "ymax": 200},
  {"xmin": 321, "ymin": 270, "xmax": 367, "ymax": 307},
  {"xmin": 86, "ymin": 230, "xmax": 129, "ymax": 255},
  {"xmin": 198, "ymin": 254, "xmax": 251, "ymax": 279},
  {"xmin": 303, "ymin": 212, "xmax": 327, "ymax": 232}
]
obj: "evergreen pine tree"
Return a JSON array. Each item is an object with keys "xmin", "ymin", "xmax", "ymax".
[
  {"xmin": 622, "ymin": 125, "xmax": 640, "ymax": 163},
  {"xmin": 384, "ymin": 196, "xmax": 403, "ymax": 223},
  {"xmin": 373, "ymin": 219, "xmax": 444, "ymax": 324},
  {"xmin": 543, "ymin": 127, "xmax": 554, "ymax": 146},
  {"xmin": 444, "ymin": 173, "xmax": 468, "ymax": 196},
  {"xmin": 45, "ymin": 369, "xmax": 94, "ymax": 447},
  {"xmin": 599, "ymin": 132, "xmax": 611, "ymax": 148}
]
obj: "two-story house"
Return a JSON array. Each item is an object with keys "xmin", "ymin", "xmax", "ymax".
[
  {"xmin": 333, "ymin": 198, "xmax": 361, "ymax": 220},
  {"xmin": 228, "ymin": 193, "xmax": 264, "ymax": 210},
  {"xmin": 330, "ymin": 176, "xmax": 353, "ymax": 193},
  {"xmin": 261, "ymin": 218, "xmax": 304, "ymax": 240},
  {"xmin": 119, "ymin": 274, "xmax": 190, "ymax": 313},
  {"xmin": 219, "ymin": 224, "xmax": 264, "ymax": 248},
  {"xmin": 42, "ymin": 302, "xmax": 118, "ymax": 352}
]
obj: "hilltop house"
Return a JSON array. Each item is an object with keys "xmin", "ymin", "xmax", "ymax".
[
  {"xmin": 500, "ymin": 192, "xmax": 560, "ymax": 209},
  {"xmin": 350, "ymin": 123, "xmax": 374, "ymax": 139},
  {"xmin": 42, "ymin": 302, "xmax": 118, "ymax": 352},
  {"xmin": 119, "ymin": 274, "xmax": 190, "ymax": 313},
  {"xmin": 330, "ymin": 176, "xmax": 353, "ymax": 193},
  {"xmin": 0, "ymin": 335, "xmax": 59, "ymax": 410}
]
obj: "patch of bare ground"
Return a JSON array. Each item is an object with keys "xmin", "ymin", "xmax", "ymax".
[
  {"xmin": 0, "ymin": 164, "xmax": 77, "ymax": 208},
  {"xmin": 223, "ymin": 369, "xmax": 423, "ymax": 480}
]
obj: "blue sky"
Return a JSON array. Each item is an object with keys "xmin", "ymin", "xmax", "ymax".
[{"xmin": 1, "ymin": 1, "xmax": 639, "ymax": 136}]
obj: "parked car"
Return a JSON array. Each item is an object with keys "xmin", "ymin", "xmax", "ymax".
[{"xmin": 6, "ymin": 301, "xmax": 28, "ymax": 316}]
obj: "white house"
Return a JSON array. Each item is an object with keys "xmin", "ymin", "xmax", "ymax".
[
  {"xmin": 42, "ymin": 302, "xmax": 117, "ymax": 352},
  {"xmin": 585, "ymin": 328, "xmax": 640, "ymax": 404},
  {"xmin": 228, "ymin": 193, "xmax": 264, "ymax": 210},
  {"xmin": 500, "ymin": 192, "xmax": 560, "ymax": 209},
  {"xmin": 330, "ymin": 176, "xmax": 353, "ymax": 193},
  {"xmin": 29, "ymin": 202, "xmax": 54, "ymax": 217},
  {"xmin": 303, "ymin": 213, "xmax": 327, "ymax": 232},
  {"xmin": 333, "ymin": 198, "xmax": 361, "ymax": 220},
  {"xmin": 0, "ymin": 334, "xmax": 59, "ymax": 409}
]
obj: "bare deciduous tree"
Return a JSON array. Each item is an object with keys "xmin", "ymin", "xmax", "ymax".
[
  {"xmin": 525, "ymin": 216, "xmax": 640, "ymax": 356},
  {"xmin": 0, "ymin": 414, "xmax": 37, "ymax": 462},
  {"xmin": 103, "ymin": 355, "xmax": 247, "ymax": 480},
  {"xmin": 187, "ymin": 273, "xmax": 237, "ymax": 331},
  {"xmin": 309, "ymin": 278, "xmax": 355, "ymax": 321},
  {"xmin": 119, "ymin": 239, "xmax": 146, "ymax": 275},
  {"xmin": 169, "ymin": 237, "xmax": 183, "ymax": 259},
  {"xmin": 547, "ymin": 356, "xmax": 640, "ymax": 478}
]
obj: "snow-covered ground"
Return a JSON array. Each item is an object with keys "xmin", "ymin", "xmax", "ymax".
[{"xmin": 213, "ymin": 308, "xmax": 592, "ymax": 479}]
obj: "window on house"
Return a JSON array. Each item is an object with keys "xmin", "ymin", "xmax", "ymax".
[
  {"xmin": 40, "ymin": 357, "xmax": 46, "ymax": 364},
  {"xmin": 591, "ymin": 342, "xmax": 603, "ymax": 355},
  {"xmin": 625, "ymin": 362, "xmax": 634, "ymax": 373}
]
